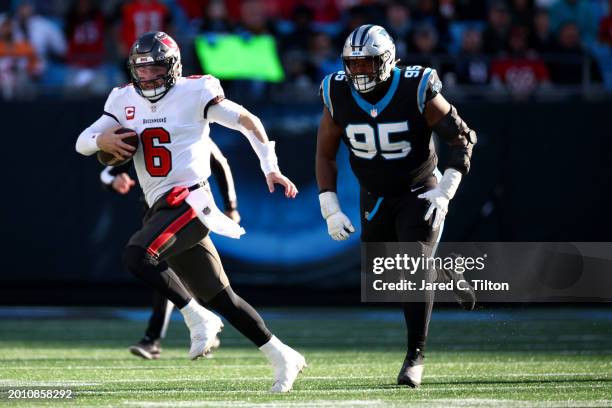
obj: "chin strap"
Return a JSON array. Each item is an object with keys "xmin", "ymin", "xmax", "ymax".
[{"xmin": 142, "ymin": 86, "xmax": 167, "ymax": 102}]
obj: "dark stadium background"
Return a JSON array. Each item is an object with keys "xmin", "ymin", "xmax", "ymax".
[{"xmin": 1, "ymin": 0, "xmax": 612, "ymax": 306}]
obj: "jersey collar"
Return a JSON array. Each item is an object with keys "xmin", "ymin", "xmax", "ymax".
[{"xmin": 349, "ymin": 67, "xmax": 400, "ymax": 118}]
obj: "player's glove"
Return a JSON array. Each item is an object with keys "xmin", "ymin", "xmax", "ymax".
[
  {"xmin": 418, "ymin": 168, "xmax": 462, "ymax": 230},
  {"xmin": 319, "ymin": 191, "xmax": 355, "ymax": 241}
]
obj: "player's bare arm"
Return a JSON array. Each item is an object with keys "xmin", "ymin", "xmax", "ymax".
[
  {"xmin": 423, "ymin": 94, "xmax": 451, "ymax": 126},
  {"xmin": 315, "ymin": 106, "xmax": 342, "ymax": 193},
  {"xmin": 209, "ymin": 142, "xmax": 241, "ymax": 223}
]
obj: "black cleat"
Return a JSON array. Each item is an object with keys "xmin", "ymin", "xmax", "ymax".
[
  {"xmin": 437, "ymin": 255, "xmax": 477, "ymax": 311},
  {"xmin": 129, "ymin": 338, "xmax": 161, "ymax": 360},
  {"xmin": 397, "ymin": 349, "xmax": 424, "ymax": 387}
]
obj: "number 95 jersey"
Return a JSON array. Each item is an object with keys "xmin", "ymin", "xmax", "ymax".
[
  {"xmin": 320, "ymin": 66, "xmax": 441, "ymax": 196},
  {"xmin": 103, "ymin": 75, "xmax": 223, "ymax": 206}
]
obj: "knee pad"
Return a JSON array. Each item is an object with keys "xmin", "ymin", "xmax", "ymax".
[{"xmin": 122, "ymin": 245, "xmax": 159, "ymax": 276}]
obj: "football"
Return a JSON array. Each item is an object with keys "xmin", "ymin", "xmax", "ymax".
[{"xmin": 97, "ymin": 128, "xmax": 139, "ymax": 166}]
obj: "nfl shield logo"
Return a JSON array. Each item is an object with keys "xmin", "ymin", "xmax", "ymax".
[
  {"xmin": 370, "ymin": 108, "xmax": 378, "ymax": 117},
  {"xmin": 150, "ymin": 105, "xmax": 157, "ymax": 112}
]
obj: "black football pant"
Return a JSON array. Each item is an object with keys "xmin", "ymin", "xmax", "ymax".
[
  {"xmin": 360, "ymin": 174, "xmax": 440, "ymax": 353},
  {"xmin": 123, "ymin": 185, "xmax": 272, "ymax": 347}
]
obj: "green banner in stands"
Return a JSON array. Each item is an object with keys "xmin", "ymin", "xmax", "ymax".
[{"xmin": 195, "ymin": 34, "xmax": 285, "ymax": 82}]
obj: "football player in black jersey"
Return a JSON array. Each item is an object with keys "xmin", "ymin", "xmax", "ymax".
[
  {"xmin": 100, "ymin": 140, "xmax": 240, "ymax": 359},
  {"xmin": 315, "ymin": 25, "xmax": 477, "ymax": 387}
]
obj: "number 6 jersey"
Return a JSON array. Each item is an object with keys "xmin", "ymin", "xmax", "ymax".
[
  {"xmin": 103, "ymin": 75, "xmax": 223, "ymax": 206},
  {"xmin": 320, "ymin": 66, "xmax": 442, "ymax": 196}
]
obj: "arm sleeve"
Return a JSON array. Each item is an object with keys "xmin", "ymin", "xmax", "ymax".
[
  {"xmin": 209, "ymin": 141, "xmax": 237, "ymax": 210},
  {"xmin": 419, "ymin": 68, "xmax": 475, "ymax": 175},
  {"xmin": 75, "ymin": 90, "xmax": 121, "ymax": 156},
  {"xmin": 431, "ymin": 105, "xmax": 477, "ymax": 175},
  {"xmin": 207, "ymin": 99, "xmax": 279, "ymax": 175},
  {"xmin": 75, "ymin": 113, "xmax": 119, "ymax": 156}
]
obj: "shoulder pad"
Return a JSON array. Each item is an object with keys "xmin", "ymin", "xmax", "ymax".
[
  {"xmin": 320, "ymin": 71, "xmax": 346, "ymax": 117},
  {"xmin": 416, "ymin": 67, "xmax": 442, "ymax": 113}
]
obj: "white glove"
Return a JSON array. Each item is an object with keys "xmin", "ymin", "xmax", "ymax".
[
  {"xmin": 319, "ymin": 191, "xmax": 355, "ymax": 241},
  {"xmin": 418, "ymin": 168, "xmax": 462, "ymax": 230}
]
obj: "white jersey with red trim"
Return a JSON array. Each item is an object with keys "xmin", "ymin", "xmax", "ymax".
[{"xmin": 103, "ymin": 75, "xmax": 223, "ymax": 206}]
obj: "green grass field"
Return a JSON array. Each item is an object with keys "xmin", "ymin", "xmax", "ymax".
[{"xmin": 0, "ymin": 308, "xmax": 610, "ymax": 407}]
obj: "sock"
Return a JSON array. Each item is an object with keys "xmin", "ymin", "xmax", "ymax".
[
  {"xmin": 180, "ymin": 299, "xmax": 216, "ymax": 328},
  {"xmin": 402, "ymin": 301, "xmax": 433, "ymax": 352},
  {"xmin": 259, "ymin": 335, "xmax": 284, "ymax": 360}
]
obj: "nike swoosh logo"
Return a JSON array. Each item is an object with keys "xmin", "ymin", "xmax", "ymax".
[{"xmin": 411, "ymin": 185, "xmax": 424, "ymax": 192}]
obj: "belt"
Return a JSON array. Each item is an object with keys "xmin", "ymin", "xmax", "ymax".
[{"xmin": 188, "ymin": 180, "xmax": 208, "ymax": 192}]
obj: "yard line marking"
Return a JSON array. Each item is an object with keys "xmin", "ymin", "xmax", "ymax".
[
  {"xmin": 119, "ymin": 401, "xmax": 612, "ymax": 408},
  {"xmin": 63, "ymin": 383, "xmax": 611, "ymax": 395},
  {"xmin": 122, "ymin": 401, "xmax": 387, "ymax": 408},
  {"xmin": 1, "ymin": 373, "xmax": 610, "ymax": 383}
]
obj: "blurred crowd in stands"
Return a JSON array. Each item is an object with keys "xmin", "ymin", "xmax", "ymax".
[{"xmin": 1, "ymin": 0, "xmax": 611, "ymax": 101}]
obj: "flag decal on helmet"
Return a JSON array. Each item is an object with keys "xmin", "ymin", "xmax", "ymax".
[{"xmin": 160, "ymin": 36, "xmax": 177, "ymax": 49}]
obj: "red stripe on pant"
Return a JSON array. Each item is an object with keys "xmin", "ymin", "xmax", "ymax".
[{"xmin": 147, "ymin": 208, "xmax": 198, "ymax": 258}]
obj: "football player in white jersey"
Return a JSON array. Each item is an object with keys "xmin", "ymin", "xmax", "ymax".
[
  {"xmin": 99, "ymin": 140, "xmax": 238, "ymax": 360},
  {"xmin": 76, "ymin": 32, "xmax": 305, "ymax": 393}
]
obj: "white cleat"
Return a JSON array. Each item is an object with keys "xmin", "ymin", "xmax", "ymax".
[
  {"xmin": 203, "ymin": 335, "xmax": 221, "ymax": 359},
  {"xmin": 269, "ymin": 346, "xmax": 307, "ymax": 393},
  {"xmin": 260, "ymin": 335, "xmax": 307, "ymax": 393},
  {"xmin": 397, "ymin": 349, "xmax": 425, "ymax": 388},
  {"xmin": 398, "ymin": 364, "xmax": 424, "ymax": 387},
  {"xmin": 188, "ymin": 315, "xmax": 223, "ymax": 360}
]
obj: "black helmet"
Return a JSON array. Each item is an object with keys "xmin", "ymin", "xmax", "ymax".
[{"xmin": 127, "ymin": 31, "xmax": 182, "ymax": 101}]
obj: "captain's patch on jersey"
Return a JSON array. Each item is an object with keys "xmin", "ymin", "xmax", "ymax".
[{"xmin": 125, "ymin": 106, "xmax": 135, "ymax": 120}]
